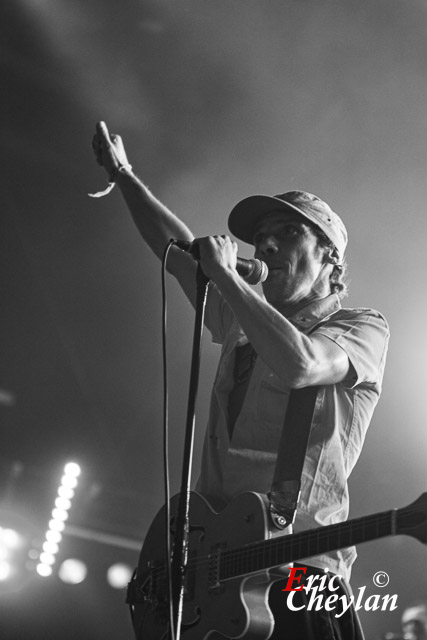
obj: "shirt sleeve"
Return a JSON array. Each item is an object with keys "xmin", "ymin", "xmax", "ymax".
[
  {"xmin": 313, "ymin": 308, "xmax": 390, "ymax": 389},
  {"xmin": 203, "ymin": 283, "xmax": 236, "ymax": 345}
]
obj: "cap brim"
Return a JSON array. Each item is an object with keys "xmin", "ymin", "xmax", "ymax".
[{"xmin": 228, "ymin": 194, "xmax": 311, "ymax": 245}]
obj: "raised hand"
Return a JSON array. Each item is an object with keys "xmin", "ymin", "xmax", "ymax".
[{"xmin": 91, "ymin": 120, "xmax": 131, "ymax": 179}]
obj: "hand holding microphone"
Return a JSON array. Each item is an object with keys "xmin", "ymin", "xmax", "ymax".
[{"xmin": 173, "ymin": 237, "xmax": 268, "ymax": 285}]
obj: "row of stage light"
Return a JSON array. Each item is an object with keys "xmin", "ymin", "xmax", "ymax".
[
  {"xmin": 36, "ymin": 461, "xmax": 81, "ymax": 577},
  {"xmin": 0, "ymin": 461, "xmax": 134, "ymax": 590}
]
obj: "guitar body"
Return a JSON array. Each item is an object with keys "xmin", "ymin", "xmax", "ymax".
[
  {"xmin": 131, "ymin": 491, "xmax": 284, "ymax": 640},
  {"xmin": 129, "ymin": 490, "xmax": 427, "ymax": 639}
]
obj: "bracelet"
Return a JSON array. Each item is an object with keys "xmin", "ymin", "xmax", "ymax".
[
  {"xmin": 88, "ymin": 163, "xmax": 133, "ymax": 199},
  {"xmin": 109, "ymin": 163, "xmax": 133, "ymax": 182}
]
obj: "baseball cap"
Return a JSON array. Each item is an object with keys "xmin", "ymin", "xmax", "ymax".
[{"xmin": 228, "ymin": 190, "xmax": 348, "ymax": 261}]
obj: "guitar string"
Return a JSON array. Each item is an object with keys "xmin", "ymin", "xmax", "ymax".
[
  {"xmin": 141, "ymin": 509, "xmax": 403, "ymax": 584},
  {"xmin": 146, "ymin": 503, "xmax": 425, "ymax": 584},
  {"xmin": 146, "ymin": 510, "xmax": 397, "ymax": 583}
]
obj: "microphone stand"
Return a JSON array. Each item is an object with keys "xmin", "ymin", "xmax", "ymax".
[{"xmin": 169, "ymin": 264, "xmax": 210, "ymax": 640}]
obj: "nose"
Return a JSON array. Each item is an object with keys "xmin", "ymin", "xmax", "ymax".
[{"xmin": 256, "ymin": 235, "xmax": 279, "ymax": 257}]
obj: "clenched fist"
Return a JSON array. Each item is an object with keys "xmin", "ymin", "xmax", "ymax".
[{"xmin": 91, "ymin": 121, "xmax": 130, "ymax": 179}]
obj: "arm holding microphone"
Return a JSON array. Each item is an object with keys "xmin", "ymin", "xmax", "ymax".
[
  {"xmin": 90, "ymin": 121, "xmax": 348, "ymax": 386},
  {"xmin": 90, "ymin": 121, "xmax": 321, "ymax": 386}
]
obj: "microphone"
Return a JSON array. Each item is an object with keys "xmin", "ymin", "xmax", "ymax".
[{"xmin": 172, "ymin": 239, "xmax": 268, "ymax": 285}]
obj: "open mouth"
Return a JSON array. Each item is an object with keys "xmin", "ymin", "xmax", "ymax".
[{"xmin": 265, "ymin": 267, "xmax": 282, "ymax": 278}]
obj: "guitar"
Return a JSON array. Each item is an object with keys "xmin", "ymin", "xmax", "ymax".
[{"xmin": 127, "ymin": 491, "xmax": 427, "ymax": 639}]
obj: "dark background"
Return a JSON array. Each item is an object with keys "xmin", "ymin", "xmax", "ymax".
[{"xmin": 1, "ymin": 1, "xmax": 426, "ymax": 638}]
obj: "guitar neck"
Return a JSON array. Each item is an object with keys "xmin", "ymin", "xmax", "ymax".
[{"xmin": 220, "ymin": 508, "xmax": 396, "ymax": 581}]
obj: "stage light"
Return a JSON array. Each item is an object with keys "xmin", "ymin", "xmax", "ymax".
[
  {"xmin": 58, "ymin": 559, "xmax": 87, "ymax": 585},
  {"xmin": 64, "ymin": 462, "xmax": 81, "ymax": 477},
  {"xmin": 48, "ymin": 519, "xmax": 65, "ymax": 532},
  {"xmin": 43, "ymin": 541, "xmax": 59, "ymax": 555},
  {"xmin": 0, "ymin": 528, "xmax": 22, "ymax": 549},
  {"xmin": 45, "ymin": 530, "xmax": 62, "ymax": 544},
  {"xmin": 0, "ymin": 560, "xmax": 11, "ymax": 581},
  {"xmin": 58, "ymin": 486, "xmax": 74, "ymax": 500},
  {"xmin": 0, "ymin": 513, "xmax": 37, "ymax": 591},
  {"xmin": 106, "ymin": 563, "xmax": 133, "ymax": 589},
  {"xmin": 55, "ymin": 497, "xmax": 71, "ymax": 511},
  {"xmin": 39, "ymin": 552, "xmax": 55, "ymax": 565},
  {"xmin": 37, "ymin": 461, "xmax": 81, "ymax": 578},
  {"xmin": 0, "ymin": 527, "xmax": 24, "ymax": 571},
  {"xmin": 36, "ymin": 563, "xmax": 52, "ymax": 577},
  {"xmin": 51, "ymin": 508, "xmax": 68, "ymax": 522},
  {"xmin": 60, "ymin": 475, "xmax": 78, "ymax": 489}
]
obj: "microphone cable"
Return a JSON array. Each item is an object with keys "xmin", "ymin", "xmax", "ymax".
[{"xmin": 161, "ymin": 239, "xmax": 176, "ymax": 640}]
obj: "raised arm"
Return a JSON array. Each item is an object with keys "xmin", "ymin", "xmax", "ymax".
[{"xmin": 91, "ymin": 121, "xmax": 198, "ymax": 305}]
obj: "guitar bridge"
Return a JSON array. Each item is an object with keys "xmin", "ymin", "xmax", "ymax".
[
  {"xmin": 126, "ymin": 560, "xmax": 166, "ymax": 612},
  {"xmin": 126, "ymin": 569, "xmax": 144, "ymax": 605}
]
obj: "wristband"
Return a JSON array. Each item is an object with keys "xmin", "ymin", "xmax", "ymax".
[
  {"xmin": 108, "ymin": 163, "xmax": 133, "ymax": 181},
  {"xmin": 88, "ymin": 163, "xmax": 133, "ymax": 198}
]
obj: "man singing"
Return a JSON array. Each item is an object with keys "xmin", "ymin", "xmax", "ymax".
[{"xmin": 91, "ymin": 121, "xmax": 389, "ymax": 639}]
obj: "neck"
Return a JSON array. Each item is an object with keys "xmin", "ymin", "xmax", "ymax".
[
  {"xmin": 271, "ymin": 293, "xmax": 322, "ymax": 318},
  {"xmin": 263, "ymin": 267, "xmax": 332, "ymax": 318},
  {"xmin": 267, "ymin": 283, "xmax": 331, "ymax": 318}
]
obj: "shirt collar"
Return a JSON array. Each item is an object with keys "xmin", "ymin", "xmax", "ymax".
[{"xmin": 290, "ymin": 294, "xmax": 342, "ymax": 330}]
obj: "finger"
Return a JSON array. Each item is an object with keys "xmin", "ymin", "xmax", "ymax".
[
  {"xmin": 96, "ymin": 121, "xmax": 119, "ymax": 149},
  {"xmin": 109, "ymin": 133, "xmax": 122, "ymax": 146},
  {"xmin": 96, "ymin": 120, "xmax": 110, "ymax": 140}
]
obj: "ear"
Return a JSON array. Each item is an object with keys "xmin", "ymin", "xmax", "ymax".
[{"xmin": 323, "ymin": 246, "xmax": 340, "ymax": 265}]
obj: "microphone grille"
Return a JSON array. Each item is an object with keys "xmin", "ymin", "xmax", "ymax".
[{"xmin": 245, "ymin": 259, "xmax": 269, "ymax": 285}]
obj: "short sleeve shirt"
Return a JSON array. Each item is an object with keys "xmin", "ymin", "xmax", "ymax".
[{"xmin": 195, "ymin": 287, "xmax": 389, "ymax": 580}]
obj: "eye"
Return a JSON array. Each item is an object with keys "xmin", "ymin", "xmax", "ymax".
[
  {"xmin": 284, "ymin": 225, "xmax": 298, "ymax": 234},
  {"xmin": 253, "ymin": 222, "xmax": 303, "ymax": 244},
  {"xmin": 277, "ymin": 224, "xmax": 301, "ymax": 238}
]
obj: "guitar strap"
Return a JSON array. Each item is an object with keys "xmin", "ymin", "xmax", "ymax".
[{"xmin": 268, "ymin": 384, "xmax": 319, "ymax": 530}]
